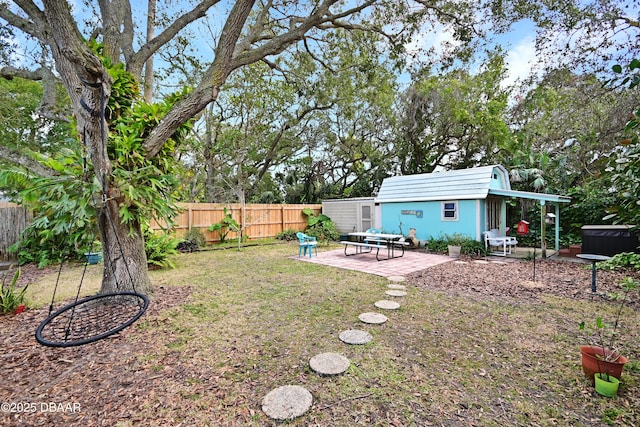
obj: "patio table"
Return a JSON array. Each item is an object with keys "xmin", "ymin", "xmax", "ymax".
[{"xmin": 338, "ymin": 232, "xmax": 407, "ymax": 261}]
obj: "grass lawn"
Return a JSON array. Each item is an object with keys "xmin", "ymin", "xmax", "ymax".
[{"xmin": 3, "ymin": 242, "xmax": 640, "ymax": 426}]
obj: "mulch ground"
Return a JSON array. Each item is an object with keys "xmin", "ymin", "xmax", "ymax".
[{"xmin": 408, "ymin": 257, "xmax": 640, "ymax": 307}]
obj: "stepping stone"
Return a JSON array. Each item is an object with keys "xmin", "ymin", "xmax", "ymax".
[
  {"xmin": 385, "ymin": 289, "xmax": 407, "ymax": 297},
  {"xmin": 309, "ymin": 352, "xmax": 350, "ymax": 375},
  {"xmin": 453, "ymin": 260, "xmax": 468, "ymax": 264},
  {"xmin": 359, "ymin": 312, "xmax": 388, "ymax": 324},
  {"xmin": 473, "ymin": 260, "xmax": 489, "ymax": 264},
  {"xmin": 387, "ymin": 283, "xmax": 406, "ymax": 290},
  {"xmin": 262, "ymin": 385, "xmax": 313, "ymax": 421},
  {"xmin": 375, "ymin": 300, "xmax": 400, "ymax": 310},
  {"xmin": 339, "ymin": 329, "xmax": 373, "ymax": 345},
  {"xmin": 387, "ymin": 275, "xmax": 406, "ymax": 282}
]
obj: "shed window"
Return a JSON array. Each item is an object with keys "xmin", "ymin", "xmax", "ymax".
[{"xmin": 442, "ymin": 201, "xmax": 458, "ymax": 221}]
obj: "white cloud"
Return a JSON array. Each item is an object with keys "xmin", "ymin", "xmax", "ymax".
[{"xmin": 503, "ymin": 35, "xmax": 540, "ymax": 88}]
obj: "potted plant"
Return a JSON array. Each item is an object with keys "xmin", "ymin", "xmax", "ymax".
[
  {"xmin": 1, "ymin": 267, "xmax": 27, "ymax": 315},
  {"xmin": 84, "ymin": 240, "xmax": 103, "ymax": 264},
  {"xmin": 579, "ymin": 277, "xmax": 638, "ymax": 394},
  {"xmin": 446, "ymin": 233, "xmax": 468, "ymax": 258},
  {"xmin": 447, "ymin": 244, "xmax": 461, "ymax": 258}
]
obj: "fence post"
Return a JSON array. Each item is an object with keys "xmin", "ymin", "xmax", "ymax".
[{"xmin": 281, "ymin": 205, "xmax": 285, "ymax": 231}]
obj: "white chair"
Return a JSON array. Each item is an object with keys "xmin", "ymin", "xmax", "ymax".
[{"xmin": 484, "ymin": 229, "xmax": 518, "ymax": 256}]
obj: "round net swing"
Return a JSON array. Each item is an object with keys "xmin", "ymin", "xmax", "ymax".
[
  {"xmin": 35, "ymin": 292, "xmax": 149, "ymax": 348},
  {"xmin": 35, "ymin": 79, "xmax": 149, "ymax": 348}
]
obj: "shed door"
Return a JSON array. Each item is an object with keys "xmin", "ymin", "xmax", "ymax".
[
  {"xmin": 486, "ymin": 197, "xmax": 501, "ymax": 231},
  {"xmin": 361, "ymin": 205, "xmax": 372, "ymax": 231}
]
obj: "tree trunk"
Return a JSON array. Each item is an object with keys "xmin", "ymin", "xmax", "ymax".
[
  {"xmin": 143, "ymin": 0, "xmax": 157, "ymax": 102},
  {"xmin": 99, "ymin": 197, "xmax": 152, "ymax": 295}
]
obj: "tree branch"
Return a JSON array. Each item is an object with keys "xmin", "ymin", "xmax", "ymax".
[
  {"xmin": 235, "ymin": 0, "xmax": 273, "ymax": 56},
  {"xmin": 128, "ymin": 0, "xmax": 222, "ymax": 78},
  {"xmin": 0, "ymin": 146, "xmax": 56, "ymax": 178},
  {"xmin": 231, "ymin": 0, "xmax": 379, "ymax": 70},
  {"xmin": 0, "ymin": 1, "xmax": 46, "ymax": 39},
  {"xmin": 0, "ymin": 66, "xmax": 42, "ymax": 81},
  {"xmin": 141, "ymin": 0, "xmax": 256, "ymax": 159},
  {"xmin": 0, "ymin": 66, "xmax": 71, "ymax": 123}
]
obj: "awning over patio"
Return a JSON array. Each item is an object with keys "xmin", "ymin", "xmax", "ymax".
[
  {"xmin": 489, "ymin": 188, "xmax": 571, "ymax": 256},
  {"xmin": 488, "ymin": 188, "xmax": 571, "ymax": 203}
]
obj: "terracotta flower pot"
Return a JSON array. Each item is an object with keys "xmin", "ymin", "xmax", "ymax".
[{"xmin": 580, "ymin": 345, "xmax": 628, "ymax": 384}]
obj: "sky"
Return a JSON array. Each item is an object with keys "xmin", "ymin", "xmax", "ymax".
[
  {"xmin": 5, "ymin": 1, "xmax": 636, "ymax": 97},
  {"xmin": 404, "ymin": 18, "xmax": 542, "ymax": 90}
]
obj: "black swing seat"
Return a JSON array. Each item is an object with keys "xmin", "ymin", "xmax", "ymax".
[{"xmin": 35, "ymin": 291, "xmax": 149, "ymax": 348}]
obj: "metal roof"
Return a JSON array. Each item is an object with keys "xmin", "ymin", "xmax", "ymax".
[
  {"xmin": 375, "ymin": 165, "xmax": 508, "ymax": 203},
  {"xmin": 375, "ymin": 165, "xmax": 570, "ymax": 203},
  {"xmin": 488, "ymin": 188, "xmax": 571, "ymax": 203}
]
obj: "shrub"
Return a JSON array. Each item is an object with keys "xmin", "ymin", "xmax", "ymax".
[
  {"xmin": 301, "ymin": 208, "xmax": 340, "ymax": 242},
  {"xmin": 177, "ymin": 228, "xmax": 206, "ymax": 252},
  {"xmin": 276, "ymin": 228, "xmax": 298, "ymax": 241},
  {"xmin": 208, "ymin": 208, "xmax": 240, "ymax": 243},
  {"xmin": 600, "ymin": 252, "xmax": 640, "ymax": 271},
  {"xmin": 424, "ymin": 233, "xmax": 486, "ymax": 256},
  {"xmin": 145, "ymin": 231, "xmax": 179, "ymax": 269},
  {"xmin": 0, "ymin": 268, "xmax": 27, "ymax": 314},
  {"xmin": 305, "ymin": 220, "xmax": 340, "ymax": 243}
]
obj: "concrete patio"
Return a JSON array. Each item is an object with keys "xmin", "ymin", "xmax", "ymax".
[
  {"xmin": 293, "ymin": 247, "xmax": 454, "ymax": 277},
  {"xmin": 293, "ymin": 245, "xmax": 570, "ymax": 278}
]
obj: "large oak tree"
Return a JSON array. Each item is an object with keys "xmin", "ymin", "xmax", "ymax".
[{"xmin": 0, "ymin": 0, "xmax": 483, "ymax": 294}]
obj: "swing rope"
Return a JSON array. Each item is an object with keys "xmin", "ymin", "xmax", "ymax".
[{"xmin": 36, "ymin": 79, "xmax": 148, "ymax": 348}]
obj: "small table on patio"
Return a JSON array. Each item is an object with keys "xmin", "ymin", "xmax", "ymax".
[
  {"xmin": 339, "ymin": 232, "xmax": 407, "ymax": 261},
  {"xmin": 576, "ymin": 253, "xmax": 612, "ymax": 293}
]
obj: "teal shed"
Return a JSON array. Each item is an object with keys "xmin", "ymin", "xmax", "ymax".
[{"xmin": 374, "ymin": 165, "xmax": 570, "ymax": 250}]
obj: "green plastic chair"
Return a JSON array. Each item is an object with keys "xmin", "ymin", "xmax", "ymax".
[{"xmin": 296, "ymin": 232, "xmax": 318, "ymax": 258}]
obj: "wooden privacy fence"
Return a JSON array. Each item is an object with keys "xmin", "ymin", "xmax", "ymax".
[
  {"xmin": 150, "ymin": 203, "xmax": 322, "ymax": 243},
  {"xmin": 0, "ymin": 203, "xmax": 32, "ymax": 261}
]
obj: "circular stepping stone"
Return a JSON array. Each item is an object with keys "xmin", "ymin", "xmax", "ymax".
[
  {"xmin": 339, "ymin": 329, "xmax": 373, "ymax": 345},
  {"xmin": 359, "ymin": 312, "xmax": 388, "ymax": 324},
  {"xmin": 262, "ymin": 385, "xmax": 313, "ymax": 420},
  {"xmin": 388, "ymin": 283, "xmax": 406, "ymax": 290},
  {"xmin": 385, "ymin": 289, "xmax": 407, "ymax": 297},
  {"xmin": 387, "ymin": 275, "xmax": 406, "ymax": 282},
  {"xmin": 309, "ymin": 352, "xmax": 350, "ymax": 375},
  {"xmin": 375, "ymin": 299, "xmax": 400, "ymax": 310}
]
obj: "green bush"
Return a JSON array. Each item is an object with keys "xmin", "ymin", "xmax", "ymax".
[
  {"xmin": 276, "ymin": 228, "xmax": 298, "ymax": 241},
  {"xmin": 1, "ymin": 268, "xmax": 27, "ymax": 314},
  {"xmin": 600, "ymin": 252, "xmax": 640, "ymax": 271},
  {"xmin": 301, "ymin": 208, "xmax": 340, "ymax": 242},
  {"xmin": 145, "ymin": 231, "xmax": 179, "ymax": 269},
  {"xmin": 177, "ymin": 228, "xmax": 206, "ymax": 252},
  {"xmin": 424, "ymin": 233, "xmax": 486, "ymax": 256},
  {"xmin": 424, "ymin": 236, "xmax": 448, "ymax": 253},
  {"xmin": 305, "ymin": 220, "xmax": 340, "ymax": 243},
  {"xmin": 208, "ymin": 208, "xmax": 240, "ymax": 243}
]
